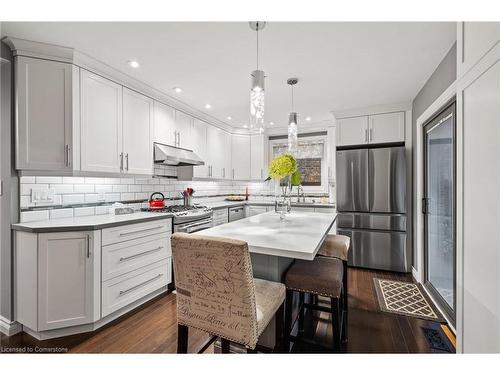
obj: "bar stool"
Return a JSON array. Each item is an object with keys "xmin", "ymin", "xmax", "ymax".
[
  {"xmin": 317, "ymin": 234, "xmax": 351, "ymax": 341},
  {"xmin": 171, "ymin": 232, "xmax": 286, "ymax": 353},
  {"xmin": 284, "ymin": 257, "xmax": 345, "ymax": 352}
]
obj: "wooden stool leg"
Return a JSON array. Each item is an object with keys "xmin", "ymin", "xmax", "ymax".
[
  {"xmin": 298, "ymin": 291, "xmax": 305, "ymax": 333},
  {"xmin": 284, "ymin": 289, "xmax": 294, "ymax": 352},
  {"xmin": 177, "ymin": 324, "xmax": 189, "ymax": 353},
  {"xmin": 221, "ymin": 338, "xmax": 231, "ymax": 353},
  {"xmin": 274, "ymin": 302, "xmax": 285, "ymax": 353},
  {"xmin": 342, "ymin": 261, "xmax": 348, "ymax": 342},
  {"xmin": 330, "ymin": 298, "xmax": 342, "ymax": 353}
]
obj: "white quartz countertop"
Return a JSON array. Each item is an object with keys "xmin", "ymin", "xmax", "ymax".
[
  {"xmin": 203, "ymin": 200, "xmax": 336, "ymax": 210},
  {"xmin": 197, "ymin": 211, "xmax": 337, "ymax": 260},
  {"xmin": 12, "ymin": 211, "xmax": 174, "ymax": 233}
]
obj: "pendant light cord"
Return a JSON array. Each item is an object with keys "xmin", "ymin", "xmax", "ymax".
[
  {"xmin": 256, "ymin": 26, "xmax": 259, "ymax": 70},
  {"xmin": 291, "ymin": 85, "xmax": 294, "ymax": 111}
]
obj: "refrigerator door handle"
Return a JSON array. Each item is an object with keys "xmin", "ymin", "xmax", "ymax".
[{"xmin": 422, "ymin": 198, "xmax": 429, "ymax": 214}]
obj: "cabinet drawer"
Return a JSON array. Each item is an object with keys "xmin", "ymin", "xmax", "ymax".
[
  {"xmin": 213, "ymin": 218, "xmax": 228, "ymax": 226},
  {"xmin": 102, "ymin": 219, "xmax": 171, "ymax": 246},
  {"xmin": 102, "ymin": 259, "xmax": 170, "ymax": 317},
  {"xmin": 213, "ymin": 208, "xmax": 229, "ymax": 220},
  {"xmin": 102, "ymin": 233, "xmax": 171, "ymax": 281}
]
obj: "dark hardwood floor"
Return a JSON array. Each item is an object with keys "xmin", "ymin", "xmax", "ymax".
[{"xmin": 0, "ymin": 267, "xmax": 454, "ymax": 354}]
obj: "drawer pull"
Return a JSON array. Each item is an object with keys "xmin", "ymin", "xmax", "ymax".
[
  {"xmin": 118, "ymin": 225, "xmax": 164, "ymax": 236},
  {"xmin": 119, "ymin": 246, "xmax": 163, "ymax": 262},
  {"xmin": 119, "ymin": 274, "xmax": 163, "ymax": 296}
]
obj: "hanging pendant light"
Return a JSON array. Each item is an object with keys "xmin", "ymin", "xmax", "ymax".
[
  {"xmin": 287, "ymin": 78, "xmax": 299, "ymax": 153},
  {"xmin": 249, "ymin": 21, "xmax": 266, "ymax": 133}
]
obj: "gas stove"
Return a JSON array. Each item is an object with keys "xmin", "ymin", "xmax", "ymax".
[{"xmin": 141, "ymin": 205, "xmax": 213, "ymax": 227}]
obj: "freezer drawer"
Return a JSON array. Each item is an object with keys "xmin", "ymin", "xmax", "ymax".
[
  {"xmin": 337, "ymin": 213, "xmax": 406, "ymax": 232},
  {"xmin": 338, "ymin": 229, "xmax": 409, "ymax": 273}
]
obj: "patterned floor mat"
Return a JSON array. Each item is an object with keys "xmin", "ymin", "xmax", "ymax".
[{"xmin": 373, "ymin": 278, "xmax": 445, "ymax": 322}]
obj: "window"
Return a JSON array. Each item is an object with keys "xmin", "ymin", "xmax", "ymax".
[{"xmin": 269, "ymin": 135, "xmax": 328, "ymax": 192}]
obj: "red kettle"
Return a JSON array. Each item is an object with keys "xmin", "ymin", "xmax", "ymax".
[{"xmin": 148, "ymin": 192, "xmax": 165, "ymax": 209}]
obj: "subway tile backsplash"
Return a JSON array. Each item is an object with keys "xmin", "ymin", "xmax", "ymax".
[{"xmin": 19, "ymin": 176, "xmax": 277, "ymax": 222}]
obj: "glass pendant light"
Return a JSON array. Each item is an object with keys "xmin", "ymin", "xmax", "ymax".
[
  {"xmin": 287, "ymin": 78, "xmax": 299, "ymax": 153},
  {"xmin": 249, "ymin": 21, "xmax": 266, "ymax": 133}
]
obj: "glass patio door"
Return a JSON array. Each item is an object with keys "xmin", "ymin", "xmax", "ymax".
[{"xmin": 423, "ymin": 101, "xmax": 456, "ymax": 324}]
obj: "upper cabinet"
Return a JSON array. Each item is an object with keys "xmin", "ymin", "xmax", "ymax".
[
  {"xmin": 80, "ymin": 70, "xmax": 123, "ymax": 173},
  {"xmin": 336, "ymin": 112, "xmax": 405, "ymax": 147},
  {"xmin": 153, "ymin": 101, "xmax": 176, "ymax": 147},
  {"xmin": 206, "ymin": 125, "xmax": 231, "ymax": 179},
  {"xmin": 458, "ymin": 22, "xmax": 500, "ymax": 78},
  {"xmin": 250, "ymin": 133, "xmax": 267, "ymax": 180},
  {"xmin": 174, "ymin": 110, "xmax": 193, "ymax": 150},
  {"xmin": 122, "ymin": 88, "xmax": 154, "ymax": 175},
  {"xmin": 15, "ymin": 56, "xmax": 79, "ymax": 171},
  {"xmin": 191, "ymin": 119, "xmax": 209, "ymax": 178},
  {"xmin": 231, "ymin": 134, "xmax": 251, "ymax": 180}
]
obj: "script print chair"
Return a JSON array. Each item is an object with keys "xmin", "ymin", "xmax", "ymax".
[{"xmin": 171, "ymin": 232, "xmax": 286, "ymax": 353}]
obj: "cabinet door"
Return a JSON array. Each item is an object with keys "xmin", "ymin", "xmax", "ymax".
[
  {"xmin": 369, "ymin": 112, "xmax": 405, "ymax": 144},
  {"xmin": 458, "ymin": 22, "xmax": 500, "ymax": 78},
  {"xmin": 221, "ymin": 131, "xmax": 232, "ymax": 179},
  {"xmin": 80, "ymin": 70, "xmax": 123, "ymax": 173},
  {"xmin": 174, "ymin": 110, "xmax": 193, "ymax": 150},
  {"xmin": 206, "ymin": 125, "xmax": 224, "ymax": 178},
  {"xmin": 336, "ymin": 116, "xmax": 369, "ymax": 146},
  {"xmin": 460, "ymin": 57, "xmax": 500, "ymax": 353},
  {"xmin": 231, "ymin": 134, "xmax": 251, "ymax": 180},
  {"xmin": 123, "ymin": 88, "xmax": 153, "ymax": 175},
  {"xmin": 153, "ymin": 101, "xmax": 176, "ymax": 146},
  {"xmin": 16, "ymin": 57, "xmax": 73, "ymax": 171},
  {"xmin": 250, "ymin": 133, "xmax": 267, "ymax": 180},
  {"xmin": 192, "ymin": 119, "xmax": 209, "ymax": 178},
  {"xmin": 38, "ymin": 232, "xmax": 96, "ymax": 331}
]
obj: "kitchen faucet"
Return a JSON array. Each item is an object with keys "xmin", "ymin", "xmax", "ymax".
[{"xmin": 297, "ymin": 185, "xmax": 305, "ymax": 203}]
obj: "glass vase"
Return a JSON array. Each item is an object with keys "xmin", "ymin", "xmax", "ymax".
[{"xmin": 274, "ymin": 176, "xmax": 292, "ymax": 220}]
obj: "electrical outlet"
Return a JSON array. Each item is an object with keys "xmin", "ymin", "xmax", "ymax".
[{"xmin": 31, "ymin": 188, "xmax": 55, "ymax": 204}]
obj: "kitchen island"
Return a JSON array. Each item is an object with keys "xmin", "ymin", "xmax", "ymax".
[{"xmin": 198, "ymin": 210, "xmax": 337, "ymax": 349}]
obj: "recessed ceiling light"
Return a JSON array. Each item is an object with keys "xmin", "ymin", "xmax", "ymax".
[
  {"xmin": 305, "ymin": 116, "xmax": 312, "ymax": 122},
  {"xmin": 128, "ymin": 60, "xmax": 140, "ymax": 68},
  {"xmin": 269, "ymin": 121, "xmax": 275, "ymax": 126},
  {"xmin": 226, "ymin": 116, "xmax": 232, "ymax": 120},
  {"xmin": 205, "ymin": 104, "xmax": 212, "ymax": 109},
  {"xmin": 173, "ymin": 87, "xmax": 183, "ymax": 93}
]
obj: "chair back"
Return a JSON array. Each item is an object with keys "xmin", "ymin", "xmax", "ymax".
[{"xmin": 171, "ymin": 232, "xmax": 259, "ymax": 348}]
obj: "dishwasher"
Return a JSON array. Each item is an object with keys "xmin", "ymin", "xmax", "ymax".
[{"xmin": 228, "ymin": 206, "xmax": 245, "ymax": 222}]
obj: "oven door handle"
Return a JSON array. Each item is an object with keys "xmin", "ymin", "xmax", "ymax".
[{"xmin": 177, "ymin": 218, "xmax": 213, "ymax": 231}]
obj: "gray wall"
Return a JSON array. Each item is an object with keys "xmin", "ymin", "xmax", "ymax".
[
  {"xmin": 411, "ymin": 42, "xmax": 457, "ymax": 269},
  {"xmin": 1, "ymin": 29, "xmax": 18, "ymax": 321}
]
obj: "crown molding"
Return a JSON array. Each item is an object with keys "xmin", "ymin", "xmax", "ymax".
[
  {"xmin": 330, "ymin": 101, "xmax": 412, "ymax": 119},
  {"xmin": 2, "ymin": 36, "xmax": 233, "ymax": 133}
]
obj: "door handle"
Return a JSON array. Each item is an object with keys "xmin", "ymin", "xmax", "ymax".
[
  {"xmin": 87, "ymin": 235, "xmax": 91, "ymax": 258},
  {"xmin": 120, "ymin": 152, "xmax": 124, "ymax": 171},
  {"xmin": 369, "ymin": 128, "xmax": 373, "ymax": 142},
  {"xmin": 223, "ymin": 168, "xmax": 225, "ymax": 178},
  {"xmin": 365, "ymin": 129, "xmax": 368, "ymax": 143},
  {"xmin": 65, "ymin": 144, "xmax": 70, "ymax": 167},
  {"xmin": 422, "ymin": 198, "xmax": 429, "ymax": 214},
  {"xmin": 125, "ymin": 153, "xmax": 129, "ymax": 171},
  {"xmin": 232, "ymin": 168, "xmax": 235, "ymax": 179}
]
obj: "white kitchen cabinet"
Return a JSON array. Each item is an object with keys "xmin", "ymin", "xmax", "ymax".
[
  {"xmin": 122, "ymin": 88, "xmax": 154, "ymax": 175},
  {"xmin": 191, "ymin": 119, "xmax": 210, "ymax": 178},
  {"xmin": 80, "ymin": 69, "xmax": 123, "ymax": 173},
  {"xmin": 458, "ymin": 49, "xmax": 500, "ymax": 353},
  {"xmin": 250, "ymin": 133, "xmax": 267, "ymax": 180},
  {"xmin": 231, "ymin": 134, "xmax": 251, "ymax": 180},
  {"xmin": 212, "ymin": 207, "xmax": 229, "ymax": 226},
  {"xmin": 458, "ymin": 22, "xmax": 500, "ymax": 78},
  {"xmin": 336, "ymin": 112, "xmax": 405, "ymax": 146},
  {"xmin": 206, "ymin": 125, "xmax": 231, "ymax": 179},
  {"xmin": 174, "ymin": 110, "xmax": 193, "ymax": 150},
  {"xmin": 15, "ymin": 56, "xmax": 79, "ymax": 171},
  {"xmin": 369, "ymin": 112, "xmax": 405, "ymax": 144},
  {"xmin": 221, "ymin": 130, "xmax": 232, "ymax": 180},
  {"xmin": 37, "ymin": 231, "xmax": 98, "ymax": 331},
  {"xmin": 336, "ymin": 116, "xmax": 369, "ymax": 146},
  {"xmin": 153, "ymin": 101, "xmax": 176, "ymax": 147}
]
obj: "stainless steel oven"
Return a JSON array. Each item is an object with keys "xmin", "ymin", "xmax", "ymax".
[{"xmin": 173, "ymin": 215, "xmax": 213, "ymax": 233}]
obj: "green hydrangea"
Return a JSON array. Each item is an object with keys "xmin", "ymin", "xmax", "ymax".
[{"xmin": 267, "ymin": 153, "xmax": 298, "ymax": 180}]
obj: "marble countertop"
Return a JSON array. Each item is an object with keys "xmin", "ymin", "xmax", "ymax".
[
  {"xmin": 203, "ymin": 200, "xmax": 336, "ymax": 210},
  {"xmin": 197, "ymin": 211, "xmax": 337, "ymax": 260},
  {"xmin": 12, "ymin": 211, "xmax": 174, "ymax": 233}
]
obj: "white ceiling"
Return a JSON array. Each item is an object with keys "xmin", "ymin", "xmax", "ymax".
[{"xmin": 2, "ymin": 22, "xmax": 456, "ymax": 129}]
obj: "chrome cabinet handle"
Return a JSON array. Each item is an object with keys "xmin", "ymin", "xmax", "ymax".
[
  {"xmin": 118, "ymin": 225, "xmax": 163, "ymax": 236},
  {"xmin": 178, "ymin": 132, "xmax": 181, "ymax": 147},
  {"xmin": 125, "ymin": 153, "xmax": 129, "ymax": 171},
  {"xmin": 65, "ymin": 144, "xmax": 70, "ymax": 167},
  {"xmin": 119, "ymin": 274, "xmax": 163, "ymax": 296},
  {"xmin": 120, "ymin": 152, "xmax": 124, "ymax": 171},
  {"xmin": 119, "ymin": 246, "xmax": 163, "ymax": 262},
  {"xmin": 365, "ymin": 129, "xmax": 368, "ymax": 143},
  {"xmin": 369, "ymin": 128, "xmax": 373, "ymax": 142},
  {"xmin": 223, "ymin": 168, "xmax": 225, "ymax": 178},
  {"xmin": 232, "ymin": 168, "xmax": 235, "ymax": 180},
  {"xmin": 87, "ymin": 235, "xmax": 91, "ymax": 258}
]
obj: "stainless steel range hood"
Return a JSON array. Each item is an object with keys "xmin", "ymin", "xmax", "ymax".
[{"xmin": 154, "ymin": 143, "xmax": 204, "ymax": 166}]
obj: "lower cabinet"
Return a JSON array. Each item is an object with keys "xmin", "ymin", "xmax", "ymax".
[
  {"xmin": 14, "ymin": 218, "xmax": 172, "ymax": 336},
  {"xmin": 212, "ymin": 208, "xmax": 229, "ymax": 226}
]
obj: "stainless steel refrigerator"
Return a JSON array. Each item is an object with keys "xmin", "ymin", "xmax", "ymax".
[{"xmin": 336, "ymin": 146, "xmax": 409, "ymax": 272}]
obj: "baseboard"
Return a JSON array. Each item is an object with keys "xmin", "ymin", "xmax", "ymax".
[
  {"xmin": 0, "ymin": 316, "xmax": 22, "ymax": 336},
  {"xmin": 411, "ymin": 266, "xmax": 421, "ymax": 283}
]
